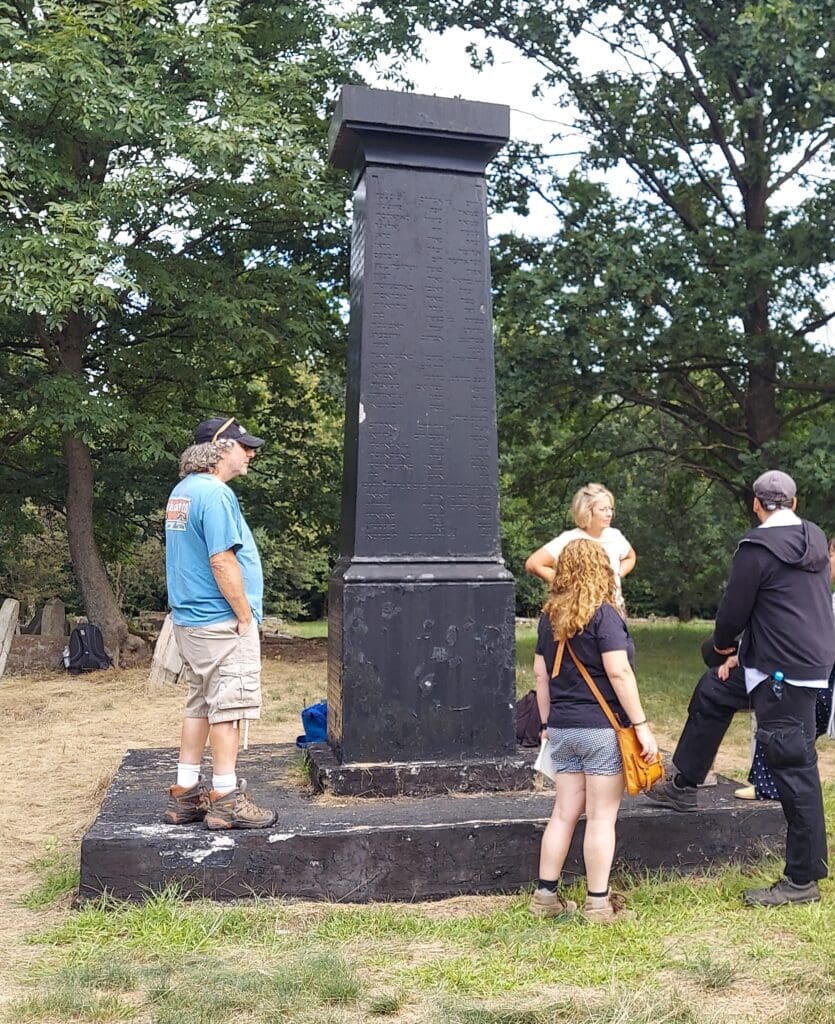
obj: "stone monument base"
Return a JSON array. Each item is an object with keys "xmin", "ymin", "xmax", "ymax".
[
  {"xmin": 306, "ymin": 742, "xmax": 534, "ymax": 797},
  {"xmin": 78, "ymin": 744, "xmax": 785, "ymax": 904}
]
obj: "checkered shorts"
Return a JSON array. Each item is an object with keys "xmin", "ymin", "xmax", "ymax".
[{"xmin": 547, "ymin": 726, "xmax": 623, "ymax": 775}]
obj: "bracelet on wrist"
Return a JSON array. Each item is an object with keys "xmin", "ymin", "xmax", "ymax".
[
  {"xmin": 540, "ymin": 722, "xmax": 549, "ymax": 731},
  {"xmin": 632, "ymin": 719, "xmax": 647, "ymax": 727}
]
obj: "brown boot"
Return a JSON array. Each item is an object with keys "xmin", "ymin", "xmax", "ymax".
[
  {"xmin": 582, "ymin": 890, "xmax": 636, "ymax": 924},
  {"xmin": 205, "ymin": 779, "xmax": 277, "ymax": 830},
  {"xmin": 529, "ymin": 888, "xmax": 577, "ymax": 918},
  {"xmin": 163, "ymin": 779, "xmax": 210, "ymax": 824}
]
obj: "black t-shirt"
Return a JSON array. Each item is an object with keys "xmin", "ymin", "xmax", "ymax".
[{"xmin": 535, "ymin": 603, "xmax": 634, "ymax": 729}]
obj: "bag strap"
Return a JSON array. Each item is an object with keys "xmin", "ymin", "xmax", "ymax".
[
  {"xmin": 551, "ymin": 639, "xmax": 565, "ymax": 679},
  {"xmin": 562, "ymin": 639, "xmax": 624, "ymax": 734}
]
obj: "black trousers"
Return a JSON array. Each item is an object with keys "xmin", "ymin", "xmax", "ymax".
[{"xmin": 673, "ymin": 667, "xmax": 828, "ymax": 885}]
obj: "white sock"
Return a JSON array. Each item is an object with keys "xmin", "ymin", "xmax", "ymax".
[
  {"xmin": 212, "ymin": 772, "xmax": 237, "ymax": 795},
  {"xmin": 176, "ymin": 763, "xmax": 201, "ymax": 789}
]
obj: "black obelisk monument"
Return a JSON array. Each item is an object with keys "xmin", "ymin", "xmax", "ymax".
[{"xmin": 311, "ymin": 86, "xmax": 519, "ymax": 793}]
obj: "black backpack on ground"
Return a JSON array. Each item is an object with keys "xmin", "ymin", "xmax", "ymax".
[
  {"xmin": 64, "ymin": 623, "xmax": 113, "ymax": 673},
  {"xmin": 516, "ymin": 689, "xmax": 543, "ymax": 747}
]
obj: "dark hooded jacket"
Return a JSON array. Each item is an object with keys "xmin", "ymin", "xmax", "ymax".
[{"xmin": 714, "ymin": 518, "xmax": 835, "ymax": 680}]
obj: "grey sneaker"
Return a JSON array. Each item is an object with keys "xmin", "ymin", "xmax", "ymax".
[
  {"xmin": 163, "ymin": 779, "xmax": 210, "ymax": 824},
  {"xmin": 743, "ymin": 878, "xmax": 821, "ymax": 907},
  {"xmin": 644, "ymin": 779, "xmax": 697, "ymax": 813},
  {"xmin": 582, "ymin": 890, "xmax": 636, "ymax": 924},
  {"xmin": 529, "ymin": 888, "xmax": 577, "ymax": 918},
  {"xmin": 205, "ymin": 779, "xmax": 277, "ymax": 830}
]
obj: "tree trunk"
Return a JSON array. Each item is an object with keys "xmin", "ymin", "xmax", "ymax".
[
  {"xmin": 54, "ymin": 313, "xmax": 130, "ymax": 662},
  {"xmin": 741, "ymin": 148, "xmax": 780, "ymax": 449},
  {"xmin": 742, "ymin": 290, "xmax": 780, "ymax": 449},
  {"xmin": 63, "ymin": 433, "xmax": 130, "ymax": 661}
]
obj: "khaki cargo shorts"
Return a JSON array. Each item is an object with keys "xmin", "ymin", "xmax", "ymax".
[{"xmin": 173, "ymin": 618, "xmax": 262, "ymax": 725}]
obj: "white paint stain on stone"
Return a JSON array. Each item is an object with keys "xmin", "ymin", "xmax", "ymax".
[
  {"xmin": 131, "ymin": 824, "xmax": 175, "ymax": 837},
  {"xmin": 180, "ymin": 836, "xmax": 235, "ymax": 864},
  {"xmin": 268, "ymin": 833, "xmax": 295, "ymax": 843}
]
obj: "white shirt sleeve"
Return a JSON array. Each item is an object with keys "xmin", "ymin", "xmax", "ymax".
[
  {"xmin": 543, "ymin": 530, "xmax": 576, "ymax": 561},
  {"xmin": 612, "ymin": 528, "xmax": 631, "ymax": 559}
]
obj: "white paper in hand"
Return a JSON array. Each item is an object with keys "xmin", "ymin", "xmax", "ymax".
[{"xmin": 533, "ymin": 735, "xmax": 557, "ymax": 781}]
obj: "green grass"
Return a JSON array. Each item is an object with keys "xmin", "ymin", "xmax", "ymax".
[
  {"xmin": 9, "ymin": 990, "xmax": 137, "ymax": 1022},
  {"xmin": 21, "ymin": 842, "xmax": 81, "ymax": 909},
  {"xmin": 283, "ymin": 619, "xmax": 328, "ymax": 638},
  {"xmin": 367, "ymin": 993, "xmax": 402, "ymax": 1016},
  {"xmin": 15, "ymin": 840, "xmax": 835, "ymax": 1022}
]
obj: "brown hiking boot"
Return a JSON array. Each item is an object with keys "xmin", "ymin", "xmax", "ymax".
[
  {"xmin": 205, "ymin": 779, "xmax": 277, "ymax": 830},
  {"xmin": 644, "ymin": 778, "xmax": 697, "ymax": 813},
  {"xmin": 163, "ymin": 779, "xmax": 210, "ymax": 824},
  {"xmin": 582, "ymin": 890, "xmax": 636, "ymax": 924},
  {"xmin": 529, "ymin": 888, "xmax": 577, "ymax": 918}
]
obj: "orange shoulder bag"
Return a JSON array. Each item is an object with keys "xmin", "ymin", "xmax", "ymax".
[{"xmin": 552, "ymin": 639, "xmax": 664, "ymax": 797}]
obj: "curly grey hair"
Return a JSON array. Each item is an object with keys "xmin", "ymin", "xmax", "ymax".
[{"xmin": 178, "ymin": 439, "xmax": 236, "ymax": 478}]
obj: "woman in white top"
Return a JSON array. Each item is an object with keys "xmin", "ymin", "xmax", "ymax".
[{"xmin": 525, "ymin": 483, "xmax": 637, "ymax": 611}]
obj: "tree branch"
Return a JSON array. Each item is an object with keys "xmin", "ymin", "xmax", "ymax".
[
  {"xmin": 767, "ymin": 129, "xmax": 835, "ymax": 198},
  {"xmin": 665, "ymin": 20, "xmax": 745, "ymax": 192},
  {"xmin": 779, "ymin": 395, "xmax": 835, "ymax": 428},
  {"xmin": 617, "ymin": 386, "xmax": 753, "ymax": 446},
  {"xmin": 791, "ymin": 308, "xmax": 835, "ymax": 339}
]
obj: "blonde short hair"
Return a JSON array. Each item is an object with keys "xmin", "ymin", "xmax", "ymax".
[{"xmin": 571, "ymin": 483, "xmax": 615, "ymax": 529}]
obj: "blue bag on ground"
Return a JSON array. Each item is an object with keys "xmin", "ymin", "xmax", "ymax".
[{"xmin": 296, "ymin": 700, "xmax": 327, "ymax": 747}]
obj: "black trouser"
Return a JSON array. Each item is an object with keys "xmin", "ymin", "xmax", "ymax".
[{"xmin": 673, "ymin": 667, "xmax": 828, "ymax": 885}]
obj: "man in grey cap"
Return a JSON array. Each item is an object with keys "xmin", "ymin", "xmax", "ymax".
[
  {"xmin": 648, "ymin": 470, "xmax": 834, "ymax": 906},
  {"xmin": 162, "ymin": 416, "xmax": 276, "ymax": 830}
]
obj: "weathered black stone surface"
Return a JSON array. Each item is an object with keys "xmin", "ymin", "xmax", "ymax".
[
  {"xmin": 326, "ymin": 86, "xmax": 516, "ymax": 772},
  {"xmin": 328, "ymin": 567, "xmax": 516, "ymax": 765},
  {"xmin": 329, "ymin": 85, "xmax": 509, "ymax": 181},
  {"xmin": 306, "ymin": 742, "xmax": 534, "ymax": 797},
  {"xmin": 78, "ymin": 745, "xmax": 786, "ymax": 904}
]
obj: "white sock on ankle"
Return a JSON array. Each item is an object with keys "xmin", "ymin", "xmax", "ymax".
[
  {"xmin": 176, "ymin": 763, "xmax": 201, "ymax": 788},
  {"xmin": 212, "ymin": 773, "xmax": 236, "ymax": 795}
]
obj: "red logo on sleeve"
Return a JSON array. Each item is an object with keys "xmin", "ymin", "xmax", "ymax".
[{"xmin": 166, "ymin": 497, "xmax": 191, "ymax": 531}]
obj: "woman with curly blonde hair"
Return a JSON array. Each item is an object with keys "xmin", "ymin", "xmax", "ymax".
[{"xmin": 530, "ymin": 539, "xmax": 658, "ymax": 924}]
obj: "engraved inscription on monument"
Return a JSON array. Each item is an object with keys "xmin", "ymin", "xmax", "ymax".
[{"xmin": 355, "ymin": 168, "xmax": 500, "ymax": 561}]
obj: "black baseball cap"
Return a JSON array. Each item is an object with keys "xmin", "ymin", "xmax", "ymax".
[{"xmin": 194, "ymin": 417, "xmax": 265, "ymax": 449}]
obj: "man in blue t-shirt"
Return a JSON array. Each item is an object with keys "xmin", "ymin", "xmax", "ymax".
[{"xmin": 162, "ymin": 416, "xmax": 276, "ymax": 830}]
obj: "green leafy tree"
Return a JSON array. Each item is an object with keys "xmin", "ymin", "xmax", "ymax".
[
  {"xmin": 364, "ymin": 0, "xmax": 835, "ymax": 507},
  {"xmin": 0, "ymin": 0, "xmax": 353, "ymax": 653}
]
